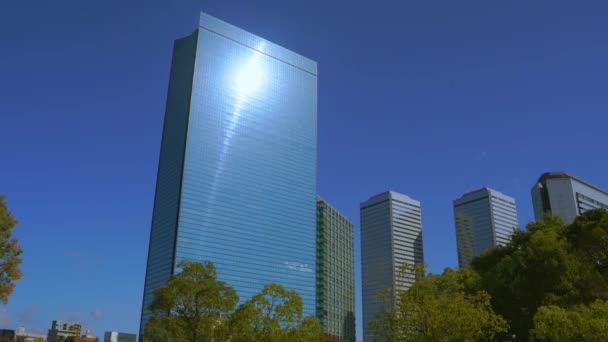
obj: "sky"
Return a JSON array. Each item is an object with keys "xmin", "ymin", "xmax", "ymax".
[{"xmin": 1, "ymin": 0, "xmax": 607, "ymax": 339}]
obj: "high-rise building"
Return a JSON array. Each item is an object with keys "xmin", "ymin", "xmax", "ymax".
[
  {"xmin": 140, "ymin": 12, "xmax": 318, "ymax": 339},
  {"xmin": 360, "ymin": 191, "xmax": 423, "ymax": 342},
  {"xmin": 316, "ymin": 197, "xmax": 355, "ymax": 341},
  {"xmin": 532, "ymin": 172, "xmax": 608, "ymax": 224},
  {"xmin": 453, "ymin": 187, "xmax": 519, "ymax": 268},
  {"xmin": 104, "ymin": 332, "xmax": 136, "ymax": 342}
]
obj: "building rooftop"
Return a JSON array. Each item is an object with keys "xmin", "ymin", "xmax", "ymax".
[
  {"xmin": 536, "ymin": 171, "xmax": 608, "ymax": 196},
  {"xmin": 198, "ymin": 12, "xmax": 317, "ymax": 75},
  {"xmin": 454, "ymin": 187, "xmax": 515, "ymax": 205},
  {"xmin": 316, "ymin": 196, "xmax": 354, "ymax": 223},
  {"xmin": 360, "ymin": 190, "xmax": 420, "ymax": 208}
]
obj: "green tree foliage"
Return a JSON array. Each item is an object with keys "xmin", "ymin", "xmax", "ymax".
[
  {"xmin": 566, "ymin": 209, "xmax": 608, "ymax": 300},
  {"xmin": 0, "ymin": 194, "xmax": 23, "ymax": 303},
  {"xmin": 370, "ymin": 264, "xmax": 507, "ymax": 342},
  {"xmin": 145, "ymin": 261, "xmax": 322, "ymax": 342},
  {"xmin": 530, "ymin": 300, "xmax": 608, "ymax": 341},
  {"xmin": 229, "ymin": 283, "xmax": 323, "ymax": 342},
  {"xmin": 144, "ymin": 260, "xmax": 239, "ymax": 342},
  {"xmin": 472, "ymin": 209, "xmax": 608, "ymax": 340}
]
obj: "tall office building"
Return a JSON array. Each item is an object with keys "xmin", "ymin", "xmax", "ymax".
[
  {"xmin": 532, "ymin": 172, "xmax": 608, "ymax": 224},
  {"xmin": 140, "ymin": 13, "xmax": 318, "ymax": 339},
  {"xmin": 316, "ymin": 197, "xmax": 355, "ymax": 341},
  {"xmin": 453, "ymin": 187, "xmax": 518, "ymax": 268},
  {"xmin": 360, "ymin": 191, "xmax": 423, "ymax": 342}
]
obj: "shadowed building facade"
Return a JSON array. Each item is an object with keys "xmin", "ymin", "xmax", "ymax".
[
  {"xmin": 316, "ymin": 197, "xmax": 355, "ymax": 341},
  {"xmin": 532, "ymin": 172, "xmax": 608, "ymax": 224},
  {"xmin": 360, "ymin": 191, "xmax": 424, "ymax": 342},
  {"xmin": 453, "ymin": 187, "xmax": 519, "ymax": 268},
  {"xmin": 140, "ymin": 12, "xmax": 318, "ymax": 340}
]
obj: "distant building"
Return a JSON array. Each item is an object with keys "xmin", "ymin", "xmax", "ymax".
[
  {"xmin": 532, "ymin": 171, "xmax": 608, "ymax": 224},
  {"xmin": 360, "ymin": 191, "xmax": 424, "ymax": 342},
  {"xmin": 103, "ymin": 332, "xmax": 136, "ymax": 342},
  {"xmin": 47, "ymin": 321, "xmax": 81, "ymax": 342},
  {"xmin": 73, "ymin": 329, "xmax": 98, "ymax": 342},
  {"xmin": 0, "ymin": 329, "xmax": 15, "ymax": 342},
  {"xmin": 16, "ymin": 326, "xmax": 46, "ymax": 342},
  {"xmin": 453, "ymin": 187, "xmax": 519, "ymax": 268},
  {"xmin": 316, "ymin": 197, "xmax": 356, "ymax": 341}
]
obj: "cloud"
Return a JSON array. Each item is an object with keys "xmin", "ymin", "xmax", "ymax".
[
  {"xmin": 91, "ymin": 308, "xmax": 104, "ymax": 320},
  {"xmin": 63, "ymin": 311, "xmax": 81, "ymax": 322},
  {"xmin": 0, "ymin": 309, "xmax": 11, "ymax": 326},
  {"xmin": 17, "ymin": 306, "xmax": 42, "ymax": 324}
]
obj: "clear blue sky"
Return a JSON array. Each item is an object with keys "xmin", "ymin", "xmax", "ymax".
[{"xmin": 1, "ymin": 0, "xmax": 607, "ymax": 339}]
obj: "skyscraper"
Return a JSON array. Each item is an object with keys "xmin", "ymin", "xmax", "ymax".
[
  {"xmin": 532, "ymin": 172, "xmax": 608, "ymax": 224},
  {"xmin": 453, "ymin": 187, "xmax": 518, "ymax": 268},
  {"xmin": 316, "ymin": 197, "xmax": 355, "ymax": 341},
  {"xmin": 140, "ymin": 13, "xmax": 318, "ymax": 339},
  {"xmin": 360, "ymin": 191, "xmax": 423, "ymax": 342}
]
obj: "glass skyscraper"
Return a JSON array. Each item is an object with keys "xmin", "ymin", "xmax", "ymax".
[
  {"xmin": 316, "ymin": 197, "xmax": 355, "ymax": 341},
  {"xmin": 453, "ymin": 187, "xmax": 518, "ymax": 268},
  {"xmin": 532, "ymin": 171, "xmax": 608, "ymax": 224},
  {"xmin": 360, "ymin": 191, "xmax": 424, "ymax": 342},
  {"xmin": 140, "ymin": 12, "xmax": 317, "ymax": 339}
]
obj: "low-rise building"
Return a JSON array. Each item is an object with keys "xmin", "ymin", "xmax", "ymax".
[
  {"xmin": 16, "ymin": 326, "xmax": 47, "ymax": 342},
  {"xmin": 47, "ymin": 321, "xmax": 82, "ymax": 342},
  {"xmin": 103, "ymin": 332, "xmax": 136, "ymax": 342}
]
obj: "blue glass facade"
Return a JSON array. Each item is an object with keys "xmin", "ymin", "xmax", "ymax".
[{"xmin": 140, "ymin": 12, "xmax": 317, "ymax": 338}]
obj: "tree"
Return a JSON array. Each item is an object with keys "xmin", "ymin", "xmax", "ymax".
[
  {"xmin": 370, "ymin": 264, "xmax": 507, "ymax": 342},
  {"xmin": 0, "ymin": 194, "xmax": 23, "ymax": 303},
  {"xmin": 144, "ymin": 260, "xmax": 239, "ymax": 342},
  {"xmin": 228, "ymin": 283, "xmax": 323, "ymax": 342},
  {"xmin": 566, "ymin": 209, "xmax": 608, "ymax": 300},
  {"xmin": 530, "ymin": 300, "xmax": 608, "ymax": 341},
  {"xmin": 472, "ymin": 209, "xmax": 608, "ymax": 340}
]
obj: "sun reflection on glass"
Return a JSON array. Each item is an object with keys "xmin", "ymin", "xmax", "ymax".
[{"xmin": 236, "ymin": 56, "xmax": 264, "ymax": 95}]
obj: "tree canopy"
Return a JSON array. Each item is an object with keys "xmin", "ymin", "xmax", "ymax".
[
  {"xmin": 530, "ymin": 300, "xmax": 608, "ymax": 341},
  {"xmin": 144, "ymin": 260, "xmax": 239, "ymax": 342},
  {"xmin": 145, "ymin": 260, "xmax": 322, "ymax": 342},
  {"xmin": 229, "ymin": 283, "xmax": 323, "ymax": 342},
  {"xmin": 472, "ymin": 209, "xmax": 608, "ymax": 340},
  {"xmin": 370, "ymin": 264, "xmax": 507, "ymax": 342},
  {"xmin": 371, "ymin": 209, "xmax": 608, "ymax": 341},
  {"xmin": 0, "ymin": 194, "xmax": 23, "ymax": 304}
]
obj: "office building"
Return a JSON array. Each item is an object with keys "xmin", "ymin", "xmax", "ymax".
[
  {"xmin": 103, "ymin": 332, "xmax": 136, "ymax": 342},
  {"xmin": 532, "ymin": 172, "xmax": 608, "ymax": 224},
  {"xmin": 453, "ymin": 187, "xmax": 519, "ymax": 268},
  {"xmin": 360, "ymin": 191, "xmax": 423, "ymax": 341},
  {"xmin": 316, "ymin": 197, "xmax": 355, "ymax": 341},
  {"xmin": 140, "ymin": 12, "xmax": 318, "ymax": 339},
  {"xmin": 47, "ymin": 321, "xmax": 81, "ymax": 342}
]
